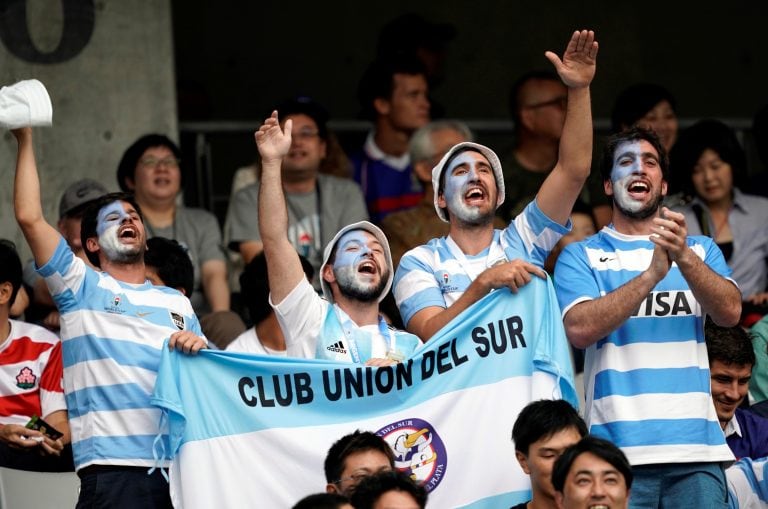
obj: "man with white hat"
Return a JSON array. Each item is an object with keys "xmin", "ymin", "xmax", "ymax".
[
  {"xmin": 394, "ymin": 30, "xmax": 599, "ymax": 341},
  {"xmin": 257, "ymin": 112, "xmax": 421, "ymax": 364}
]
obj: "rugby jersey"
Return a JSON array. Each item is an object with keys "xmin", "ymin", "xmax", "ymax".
[
  {"xmin": 0, "ymin": 319, "xmax": 64, "ymax": 425},
  {"xmin": 554, "ymin": 226, "xmax": 735, "ymax": 465},
  {"xmin": 38, "ymin": 237, "xmax": 203, "ymax": 471},
  {"xmin": 394, "ymin": 199, "xmax": 569, "ymax": 327}
]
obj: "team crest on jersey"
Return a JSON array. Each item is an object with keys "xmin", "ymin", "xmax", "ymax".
[
  {"xmin": 376, "ymin": 418, "xmax": 447, "ymax": 492},
  {"xmin": 15, "ymin": 367, "xmax": 37, "ymax": 389},
  {"xmin": 104, "ymin": 294, "xmax": 126, "ymax": 314},
  {"xmin": 169, "ymin": 311, "xmax": 185, "ymax": 330},
  {"xmin": 439, "ymin": 272, "xmax": 458, "ymax": 293}
]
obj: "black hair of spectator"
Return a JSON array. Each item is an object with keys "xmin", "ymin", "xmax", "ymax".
[
  {"xmin": 275, "ymin": 96, "xmax": 330, "ymax": 141},
  {"xmin": 551, "ymin": 436, "xmax": 633, "ymax": 493},
  {"xmin": 600, "ymin": 126, "xmax": 669, "ymax": 183},
  {"xmin": 80, "ymin": 192, "xmax": 144, "ymax": 268},
  {"xmin": 117, "ymin": 134, "xmax": 182, "ymax": 191},
  {"xmin": 0, "ymin": 239, "xmax": 23, "ymax": 306},
  {"xmin": 291, "ymin": 492, "xmax": 350, "ymax": 509},
  {"xmin": 508, "ymin": 70, "xmax": 562, "ymax": 131},
  {"xmin": 512, "ymin": 399, "xmax": 588, "ymax": 455},
  {"xmin": 349, "ymin": 470, "xmax": 427, "ymax": 509},
  {"xmin": 357, "ymin": 56, "xmax": 427, "ymax": 121},
  {"xmin": 240, "ymin": 252, "xmax": 314, "ymax": 327},
  {"xmin": 144, "ymin": 237, "xmax": 195, "ymax": 297},
  {"xmin": 611, "ymin": 83, "xmax": 677, "ymax": 133},
  {"xmin": 670, "ymin": 119, "xmax": 748, "ymax": 197},
  {"xmin": 705, "ymin": 317, "xmax": 756, "ymax": 368},
  {"xmin": 324, "ymin": 430, "xmax": 395, "ymax": 485}
]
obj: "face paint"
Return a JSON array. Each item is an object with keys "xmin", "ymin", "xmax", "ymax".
[
  {"xmin": 96, "ymin": 201, "xmax": 143, "ymax": 263},
  {"xmin": 331, "ymin": 230, "xmax": 388, "ymax": 302},
  {"xmin": 443, "ymin": 151, "xmax": 494, "ymax": 224},
  {"xmin": 610, "ymin": 141, "xmax": 663, "ymax": 219}
]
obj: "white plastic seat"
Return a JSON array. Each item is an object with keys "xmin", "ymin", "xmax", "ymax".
[{"xmin": 0, "ymin": 466, "xmax": 79, "ymax": 509}]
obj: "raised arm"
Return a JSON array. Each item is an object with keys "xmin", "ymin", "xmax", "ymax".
[
  {"xmin": 650, "ymin": 207, "xmax": 741, "ymax": 326},
  {"xmin": 537, "ymin": 29, "xmax": 598, "ymax": 225},
  {"xmin": 256, "ymin": 111, "xmax": 302, "ymax": 304},
  {"xmin": 12, "ymin": 128, "xmax": 60, "ymax": 267}
]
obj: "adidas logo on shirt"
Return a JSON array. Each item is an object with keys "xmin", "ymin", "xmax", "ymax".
[{"xmin": 327, "ymin": 341, "xmax": 347, "ymax": 354}]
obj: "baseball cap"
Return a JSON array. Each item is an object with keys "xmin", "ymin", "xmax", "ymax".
[
  {"xmin": 319, "ymin": 221, "xmax": 393, "ymax": 304},
  {"xmin": 0, "ymin": 79, "xmax": 53, "ymax": 129},
  {"xmin": 59, "ymin": 178, "xmax": 109, "ymax": 219},
  {"xmin": 431, "ymin": 142, "xmax": 506, "ymax": 222}
]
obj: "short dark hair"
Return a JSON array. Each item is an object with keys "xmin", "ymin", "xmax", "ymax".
[
  {"xmin": 291, "ymin": 492, "xmax": 350, "ymax": 509},
  {"xmin": 240, "ymin": 252, "xmax": 314, "ymax": 326},
  {"xmin": 349, "ymin": 470, "xmax": 427, "ymax": 509},
  {"xmin": 508, "ymin": 70, "xmax": 562, "ymax": 129},
  {"xmin": 611, "ymin": 83, "xmax": 676, "ymax": 133},
  {"xmin": 276, "ymin": 96, "xmax": 330, "ymax": 140},
  {"xmin": 551, "ymin": 436, "xmax": 633, "ymax": 493},
  {"xmin": 324, "ymin": 431, "xmax": 395, "ymax": 485},
  {"xmin": 705, "ymin": 318, "xmax": 756, "ymax": 368},
  {"xmin": 144, "ymin": 237, "xmax": 194, "ymax": 297},
  {"xmin": 670, "ymin": 119, "xmax": 748, "ymax": 196},
  {"xmin": 512, "ymin": 399, "xmax": 588, "ymax": 455},
  {"xmin": 357, "ymin": 56, "xmax": 427, "ymax": 121},
  {"xmin": 0, "ymin": 239, "xmax": 23, "ymax": 306},
  {"xmin": 80, "ymin": 192, "xmax": 144, "ymax": 268},
  {"xmin": 601, "ymin": 126, "xmax": 669, "ymax": 183},
  {"xmin": 117, "ymin": 134, "xmax": 182, "ymax": 191}
]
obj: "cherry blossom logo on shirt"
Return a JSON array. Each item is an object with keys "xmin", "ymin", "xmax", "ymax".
[{"xmin": 16, "ymin": 367, "xmax": 37, "ymax": 389}]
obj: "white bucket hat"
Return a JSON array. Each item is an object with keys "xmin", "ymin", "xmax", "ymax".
[
  {"xmin": 319, "ymin": 221, "xmax": 393, "ymax": 303},
  {"xmin": 0, "ymin": 79, "xmax": 52, "ymax": 129},
  {"xmin": 431, "ymin": 141, "xmax": 506, "ymax": 222}
]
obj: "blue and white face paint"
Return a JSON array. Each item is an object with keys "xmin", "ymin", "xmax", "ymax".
[
  {"xmin": 443, "ymin": 151, "xmax": 494, "ymax": 224},
  {"xmin": 96, "ymin": 201, "xmax": 143, "ymax": 262},
  {"xmin": 610, "ymin": 140, "xmax": 664, "ymax": 220},
  {"xmin": 332, "ymin": 230, "xmax": 389, "ymax": 302}
]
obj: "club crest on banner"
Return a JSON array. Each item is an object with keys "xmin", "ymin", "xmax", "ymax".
[{"xmin": 377, "ymin": 418, "xmax": 447, "ymax": 492}]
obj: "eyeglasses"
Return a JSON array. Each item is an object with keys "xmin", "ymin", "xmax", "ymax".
[
  {"xmin": 524, "ymin": 96, "xmax": 567, "ymax": 110},
  {"xmin": 333, "ymin": 466, "xmax": 392, "ymax": 486},
  {"xmin": 292, "ymin": 129, "xmax": 320, "ymax": 141},
  {"xmin": 139, "ymin": 156, "xmax": 180, "ymax": 168}
]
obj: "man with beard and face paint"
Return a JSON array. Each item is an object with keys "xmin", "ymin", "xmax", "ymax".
[
  {"xmin": 256, "ymin": 112, "xmax": 420, "ymax": 364},
  {"xmin": 12, "ymin": 126, "xmax": 207, "ymax": 508},
  {"xmin": 394, "ymin": 30, "xmax": 598, "ymax": 342},
  {"xmin": 554, "ymin": 126, "xmax": 742, "ymax": 508}
]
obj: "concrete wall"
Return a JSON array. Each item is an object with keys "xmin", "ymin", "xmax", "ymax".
[{"xmin": 0, "ymin": 0, "xmax": 177, "ymax": 262}]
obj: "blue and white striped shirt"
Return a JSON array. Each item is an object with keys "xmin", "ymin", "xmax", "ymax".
[
  {"xmin": 38, "ymin": 238, "xmax": 203, "ymax": 471},
  {"xmin": 554, "ymin": 226, "xmax": 736, "ymax": 465}
]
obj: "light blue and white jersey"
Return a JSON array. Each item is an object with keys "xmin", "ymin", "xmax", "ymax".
[
  {"xmin": 274, "ymin": 278, "xmax": 421, "ymax": 363},
  {"xmin": 727, "ymin": 457, "xmax": 768, "ymax": 508},
  {"xmin": 394, "ymin": 200, "xmax": 569, "ymax": 327},
  {"xmin": 37, "ymin": 238, "xmax": 203, "ymax": 471},
  {"xmin": 554, "ymin": 226, "xmax": 736, "ymax": 466}
]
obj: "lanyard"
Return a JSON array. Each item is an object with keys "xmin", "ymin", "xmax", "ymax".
[
  {"xmin": 285, "ymin": 182, "xmax": 323, "ymax": 257},
  {"xmin": 444, "ymin": 232, "xmax": 508, "ymax": 283},
  {"xmin": 333, "ymin": 304, "xmax": 397, "ymax": 364}
]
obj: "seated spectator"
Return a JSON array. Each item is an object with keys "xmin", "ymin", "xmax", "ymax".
[
  {"xmin": 352, "ymin": 56, "xmax": 430, "ymax": 223},
  {"xmin": 117, "ymin": 134, "xmax": 229, "ymax": 316},
  {"xmin": 227, "ymin": 97, "xmax": 368, "ymax": 290},
  {"xmin": 348, "ymin": 470, "xmax": 427, "ymax": 509},
  {"xmin": 226, "ymin": 252, "xmax": 313, "ymax": 355},
  {"xmin": 292, "ymin": 492, "xmax": 352, "ymax": 509},
  {"xmin": 23, "ymin": 178, "xmax": 108, "ymax": 330},
  {"xmin": 511, "ymin": 399, "xmax": 588, "ymax": 509},
  {"xmin": 671, "ymin": 119, "xmax": 768, "ymax": 323},
  {"xmin": 552, "ymin": 436, "xmax": 632, "ymax": 509},
  {"xmin": 324, "ymin": 430, "xmax": 394, "ymax": 497},
  {"xmin": 0, "ymin": 239, "xmax": 73, "ymax": 472},
  {"xmin": 706, "ymin": 319, "xmax": 768, "ymax": 459}
]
